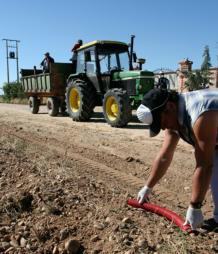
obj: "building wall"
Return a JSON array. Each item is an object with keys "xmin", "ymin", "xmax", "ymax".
[
  {"xmin": 155, "ymin": 67, "xmax": 218, "ymax": 91},
  {"xmin": 210, "ymin": 68, "xmax": 218, "ymax": 88}
]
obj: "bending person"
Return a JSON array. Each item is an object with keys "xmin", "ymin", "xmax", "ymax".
[{"xmin": 136, "ymin": 88, "xmax": 218, "ymax": 230}]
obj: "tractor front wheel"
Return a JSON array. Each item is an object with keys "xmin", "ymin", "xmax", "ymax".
[
  {"xmin": 103, "ymin": 89, "xmax": 131, "ymax": 127},
  {"xmin": 65, "ymin": 80, "xmax": 96, "ymax": 121}
]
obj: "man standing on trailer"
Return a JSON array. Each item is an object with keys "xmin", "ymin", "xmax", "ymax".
[{"xmin": 40, "ymin": 52, "xmax": 55, "ymax": 73}]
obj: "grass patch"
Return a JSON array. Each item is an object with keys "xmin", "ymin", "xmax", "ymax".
[{"xmin": 0, "ymin": 97, "xmax": 28, "ymax": 104}]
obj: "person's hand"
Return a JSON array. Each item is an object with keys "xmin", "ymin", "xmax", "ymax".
[
  {"xmin": 183, "ymin": 206, "xmax": 204, "ymax": 230},
  {"xmin": 137, "ymin": 185, "xmax": 152, "ymax": 204}
]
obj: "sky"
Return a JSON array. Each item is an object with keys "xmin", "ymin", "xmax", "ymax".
[{"xmin": 0, "ymin": 0, "xmax": 218, "ymax": 94}]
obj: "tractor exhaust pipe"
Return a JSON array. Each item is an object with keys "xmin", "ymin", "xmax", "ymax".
[{"xmin": 129, "ymin": 35, "xmax": 135, "ymax": 70}]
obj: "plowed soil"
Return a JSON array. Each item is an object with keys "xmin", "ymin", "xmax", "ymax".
[{"xmin": 0, "ymin": 103, "xmax": 217, "ymax": 254}]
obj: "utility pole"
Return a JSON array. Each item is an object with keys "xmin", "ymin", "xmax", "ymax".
[{"xmin": 2, "ymin": 39, "xmax": 20, "ymax": 84}]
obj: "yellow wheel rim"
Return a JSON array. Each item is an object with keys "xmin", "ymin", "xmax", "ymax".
[
  {"xmin": 69, "ymin": 88, "xmax": 80, "ymax": 112},
  {"xmin": 106, "ymin": 96, "xmax": 119, "ymax": 121}
]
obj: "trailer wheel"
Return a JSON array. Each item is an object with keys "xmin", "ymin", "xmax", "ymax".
[
  {"xmin": 66, "ymin": 80, "xmax": 96, "ymax": 121},
  {"xmin": 103, "ymin": 89, "xmax": 132, "ymax": 127},
  {"xmin": 47, "ymin": 97, "xmax": 59, "ymax": 116},
  {"xmin": 29, "ymin": 96, "xmax": 40, "ymax": 114}
]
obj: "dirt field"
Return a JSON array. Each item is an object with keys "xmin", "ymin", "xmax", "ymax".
[{"xmin": 0, "ymin": 103, "xmax": 218, "ymax": 254}]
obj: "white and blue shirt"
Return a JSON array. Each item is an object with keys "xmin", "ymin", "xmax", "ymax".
[{"xmin": 177, "ymin": 89, "xmax": 218, "ymax": 146}]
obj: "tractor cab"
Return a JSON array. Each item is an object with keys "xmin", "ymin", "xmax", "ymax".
[{"xmin": 74, "ymin": 40, "xmax": 130, "ymax": 94}]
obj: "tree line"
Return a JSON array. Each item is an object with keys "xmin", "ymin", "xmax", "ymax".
[{"xmin": 1, "ymin": 82, "xmax": 26, "ymax": 102}]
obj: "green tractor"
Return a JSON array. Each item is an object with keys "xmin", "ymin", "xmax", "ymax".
[{"xmin": 66, "ymin": 36, "xmax": 154, "ymax": 127}]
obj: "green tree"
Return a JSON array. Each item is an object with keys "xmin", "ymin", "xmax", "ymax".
[
  {"xmin": 201, "ymin": 45, "xmax": 212, "ymax": 71},
  {"xmin": 185, "ymin": 70, "xmax": 208, "ymax": 91},
  {"xmin": 3, "ymin": 82, "xmax": 25, "ymax": 100},
  {"xmin": 201, "ymin": 45, "xmax": 212, "ymax": 86},
  {"xmin": 185, "ymin": 46, "xmax": 212, "ymax": 91}
]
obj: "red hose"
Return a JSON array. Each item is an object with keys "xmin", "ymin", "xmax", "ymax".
[{"xmin": 127, "ymin": 199, "xmax": 192, "ymax": 233}]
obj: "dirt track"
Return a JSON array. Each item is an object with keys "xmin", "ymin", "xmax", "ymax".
[{"xmin": 0, "ymin": 103, "xmax": 217, "ymax": 253}]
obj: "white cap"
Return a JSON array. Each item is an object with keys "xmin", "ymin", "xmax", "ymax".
[{"xmin": 136, "ymin": 104, "xmax": 153, "ymax": 125}]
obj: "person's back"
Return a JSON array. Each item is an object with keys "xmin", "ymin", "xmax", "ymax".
[
  {"xmin": 158, "ymin": 77, "xmax": 169, "ymax": 89},
  {"xmin": 157, "ymin": 73, "xmax": 169, "ymax": 90},
  {"xmin": 178, "ymin": 88, "xmax": 218, "ymax": 145},
  {"xmin": 40, "ymin": 52, "xmax": 55, "ymax": 73}
]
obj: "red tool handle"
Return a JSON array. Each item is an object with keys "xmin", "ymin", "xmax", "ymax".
[{"xmin": 127, "ymin": 199, "xmax": 192, "ymax": 233}]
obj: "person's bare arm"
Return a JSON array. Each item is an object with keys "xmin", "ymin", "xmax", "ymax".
[
  {"xmin": 191, "ymin": 111, "xmax": 218, "ymax": 204},
  {"xmin": 146, "ymin": 129, "xmax": 180, "ymax": 188}
]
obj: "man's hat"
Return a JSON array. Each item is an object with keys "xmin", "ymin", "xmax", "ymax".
[
  {"xmin": 44, "ymin": 52, "xmax": 50, "ymax": 56},
  {"xmin": 137, "ymin": 89, "xmax": 169, "ymax": 137}
]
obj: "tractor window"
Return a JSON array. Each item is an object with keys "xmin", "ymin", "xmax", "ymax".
[
  {"xmin": 119, "ymin": 52, "xmax": 129, "ymax": 71},
  {"xmin": 86, "ymin": 50, "xmax": 96, "ymax": 74},
  {"xmin": 99, "ymin": 53, "xmax": 119, "ymax": 73},
  {"xmin": 77, "ymin": 51, "xmax": 85, "ymax": 73},
  {"xmin": 110, "ymin": 54, "xmax": 118, "ymax": 71},
  {"xmin": 99, "ymin": 54, "xmax": 108, "ymax": 73}
]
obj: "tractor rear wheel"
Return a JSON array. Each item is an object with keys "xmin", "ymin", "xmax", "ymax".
[
  {"xmin": 103, "ymin": 89, "xmax": 132, "ymax": 127},
  {"xmin": 29, "ymin": 96, "xmax": 40, "ymax": 114},
  {"xmin": 47, "ymin": 97, "xmax": 59, "ymax": 116},
  {"xmin": 65, "ymin": 80, "xmax": 96, "ymax": 121}
]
